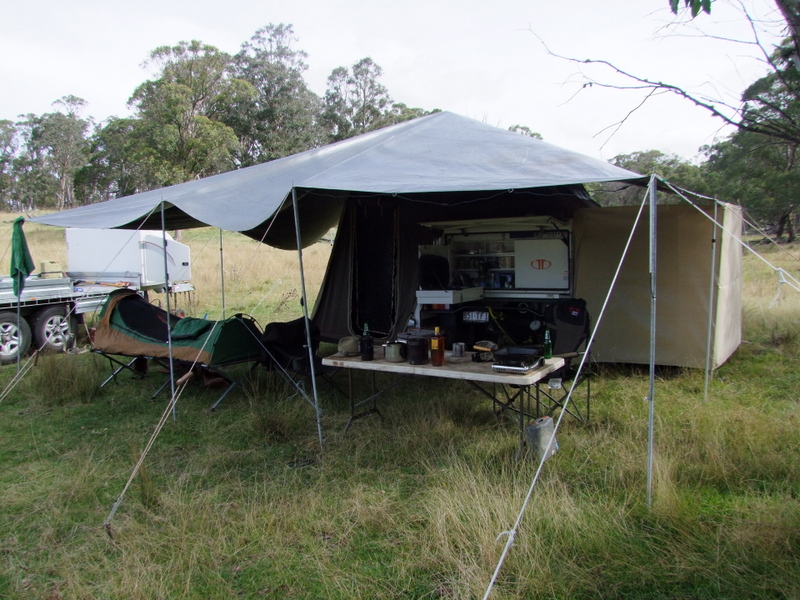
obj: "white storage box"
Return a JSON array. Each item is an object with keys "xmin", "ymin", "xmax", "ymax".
[{"xmin": 66, "ymin": 229, "xmax": 191, "ymax": 287}]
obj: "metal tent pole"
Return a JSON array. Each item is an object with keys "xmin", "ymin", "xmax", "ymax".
[
  {"xmin": 219, "ymin": 228, "xmax": 226, "ymax": 319},
  {"xmin": 160, "ymin": 202, "xmax": 176, "ymax": 420},
  {"xmin": 291, "ymin": 188, "xmax": 324, "ymax": 450},
  {"xmin": 703, "ymin": 201, "xmax": 719, "ymax": 401},
  {"xmin": 646, "ymin": 174, "xmax": 658, "ymax": 510}
]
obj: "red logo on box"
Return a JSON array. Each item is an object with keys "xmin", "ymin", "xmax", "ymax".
[{"xmin": 530, "ymin": 259, "xmax": 552, "ymax": 270}]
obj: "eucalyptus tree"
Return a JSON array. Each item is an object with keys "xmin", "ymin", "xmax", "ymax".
[
  {"xmin": 228, "ymin": 24, "xmax": 324, "ymax": 166},
  {"xmin": 589, "ymin": 149, "xmax": 710, "ymax": 207},
  {"xmin": 704, "ymin": 130, "xmax": 798, "ymax": 241},
  {"xmin": 0, "ymin": 120, "xmax": 16, "ymax": 207},
  {"xmin": 127, "ymin": 40, "xmax": 251, "ymax": 185},
  {"xmin": 9, "ymin": 114, "xmax": 50, "ymax": 210},
  {"xmin": 10, "ymin": 96, "xmax": 91, "ymax": 210},
  {"xmin": 75, "ymin": 117, "xmax": 163, "ymax": 204},
  {"xmin": 322, "ymin": 57, "xmax": 393, "ymax": 141}
]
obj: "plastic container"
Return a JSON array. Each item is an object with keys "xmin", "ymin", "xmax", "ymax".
[{"xmin": 525, "ymin": 416, "xmax": 558, "ymax": 462}]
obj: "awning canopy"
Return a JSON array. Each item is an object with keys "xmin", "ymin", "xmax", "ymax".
[{"xmin": 31, "ymin": 111, "xmax": 644, "ymax": 245}]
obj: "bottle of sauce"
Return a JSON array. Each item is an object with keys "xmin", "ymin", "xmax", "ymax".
[
  {"xmin": 543, "ymin": 328, "xmax": 553, "ymax": 359},
  {"xmin": 360, "ymin": 323, "xmax": 374, "ymax": 361},
  {"xmin": 430, "ymin": 326, "xmax": 445, "ymax": 366}
]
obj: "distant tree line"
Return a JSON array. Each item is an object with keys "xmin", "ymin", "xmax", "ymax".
[{"xmin": 0, "ymin": 24, "xmax": 434, "ymax": 212}]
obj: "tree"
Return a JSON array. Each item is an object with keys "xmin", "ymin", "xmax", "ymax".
[
  {"xmin": 75, "ymin": 117, "xmax": 162, "ymax": 204},
  {"xmin": 591, "ymin": 149, "xmax": 710, "ymax": 206},
  {"xmin": 383, "ymin": 103, "xmax": 434, "ymax": 124},
  {"xmin": 704, "ymin": 131, "xmax": 798, "ymax": 241},
  {"xmin": 321, "ymin": 58, "xmax": 432, "ymax": 141},
  {"xmin": 736, "ymin": 42, "xmax": 800, "ymax": 145},
  {"xmin": 0, "ymin": 120, "xmax": 17, "ymax": 208},
  {"xmin": 128, "ymin": 40, "xmax": 249, "ymax": 185},
  {"xmin": 508, "ymin": 125, "xmax": 542, "ymax": 139},
  {"xmin": 38, "ymin": 96, "xmax": 93, "ymax": 209},
  {"xmin": 9, "ymin": 97, "xmax": 92, "ymax": 210},
  {"xmin": 322, "ymin": 58, "xmax": 393, "ymax": 141},
  {"xmin": 227, "ymin": 24, "xmax": 324, "ymax": 166}
]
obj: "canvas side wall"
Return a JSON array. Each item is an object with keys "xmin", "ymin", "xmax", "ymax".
[
  {"xmin": 713, "ymin": 203, "xmax": 743, "ymax": 367},
  {"xmin": 574, "ymin": 204, "xmax": 741, "ymax": 368}
]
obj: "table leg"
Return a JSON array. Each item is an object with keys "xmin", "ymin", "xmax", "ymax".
[{"xmin": 343, "ymin": 372, "xmax": 401, "ymax": 433}]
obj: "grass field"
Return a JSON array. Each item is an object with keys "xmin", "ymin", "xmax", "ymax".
[{"xmin": 0, "ymin": 219, "xmax": 798, "ymax": 599}]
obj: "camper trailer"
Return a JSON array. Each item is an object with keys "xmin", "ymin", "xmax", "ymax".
[{"xmin": 0, "ymin": 229, "xmax": 193, "ymax": 363}]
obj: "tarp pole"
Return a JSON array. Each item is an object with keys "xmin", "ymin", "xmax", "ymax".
[
  {"xmin": 160, "ymin": 202, "xmax": 176, "ymax": 421},
  {"xmin": 646, "ymin": 174, "xmax": 658, "ymax": 510},
  {"xmin": 291, "ymin": 188, "xmax": 324, "ymax": 450},
  {"xmin": 10, "ymin": 217, "xmax": 34, "ymax": 373},
  {"xmin": 15, "ymin": 296, "xmax": 21, "ymax": 373},
  {"xmin": 219, "ymin": 228, "xmax": 226, "ymax": 319},
  {"xmin": 703, "ymin": 201, "xmax": 719, "ymax": 401}
]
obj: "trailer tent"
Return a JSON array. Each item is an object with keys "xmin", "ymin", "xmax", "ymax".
[{"xmin": 31, "ymin": 111, "xmax": 742, "ymax": 369}]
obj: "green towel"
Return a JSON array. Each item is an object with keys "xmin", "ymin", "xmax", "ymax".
[{"xmin": 10, "ymin": 217, "xmax": 35, "ymax": 297}]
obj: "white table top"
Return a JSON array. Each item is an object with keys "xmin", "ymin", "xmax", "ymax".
[{"xmin": 322, "ymin": 349, "xmax": 564, "ymax": 386}]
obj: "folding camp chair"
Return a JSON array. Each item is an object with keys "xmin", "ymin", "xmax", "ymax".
[
  {"xmin": 260, "ymin": 317, "xmax": 343, "ymax": 398},
  {"xmin": 537, "ymin": 298, "xmax": 592, "ymax": 422}
]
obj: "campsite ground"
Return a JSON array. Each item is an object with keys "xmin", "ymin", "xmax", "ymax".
[{"xmin": 1, "ymin": 222, "xmax": 798, "ymax": 599}]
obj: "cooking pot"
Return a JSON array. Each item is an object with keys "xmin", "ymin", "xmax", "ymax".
[
  {"xmin": 384, "ymin": 342, "xmax": 406, "ymax": 363},
  {"xmin": 406, "ymin": 337, "xmax": 429, "ymax": 365}
]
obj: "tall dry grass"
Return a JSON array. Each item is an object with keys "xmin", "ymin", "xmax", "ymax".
[
  {"xmin": 0, "ymin": 217, "xmax": 798, "ymax": 599},
  {"xmin": 178, "ymin": 228, "xmax": 332, "ymax": 325}
]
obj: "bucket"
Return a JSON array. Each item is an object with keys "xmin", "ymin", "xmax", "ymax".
[{"xmin": 525, "ymin": 416, "xmax": 558, "ymax": 462}]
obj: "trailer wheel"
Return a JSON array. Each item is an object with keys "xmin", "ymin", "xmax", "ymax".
[
  {"xmin": 32, "ymin": 306, "xmax": 76, "ymax": 353},
  {"xmin": 0, "ymin": 312, "xmax": 32, "ymax": 364}
]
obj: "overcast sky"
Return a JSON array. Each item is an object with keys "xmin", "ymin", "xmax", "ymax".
[{"xmin": 0, "ymin": 0, "xmax": 785, "ymax": 162}]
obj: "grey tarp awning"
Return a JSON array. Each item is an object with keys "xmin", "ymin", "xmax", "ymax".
[{"xmin": 31, "ymin": 111, "xmax": 643, "ymax": 247}]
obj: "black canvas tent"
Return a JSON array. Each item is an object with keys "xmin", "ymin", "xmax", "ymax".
[{"xmin": 32, "ymin": 111, "xmax": 646, "ymax": 343}]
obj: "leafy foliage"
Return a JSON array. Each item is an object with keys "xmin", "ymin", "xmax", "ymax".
[
  {"xmin": 704, "ymin": 131, "xmax": 799, "ymax": 240},
  {"xmin": 321, "ymin": 57, "xmax": 394, "ymax": 141},
  {"xmin": 9, "ymin": 97, "xmax": 91, "ymax": 210},
  {"xmin": 127, "ymin": 40, "xmax": 247, "ymax": 185},
  {"xmin": 227, "ymin": 24, "xmax": 324, "ymax": 166},
  {"xmin": 669, "ymin": 0, "xmax": 711, "ymax": 18},
  {"xmin": 591, "ymin": 150, "xmax": 709, "ymax": 206},
  {"xmin": 508, "ymin": 124, "xmax": 542, "ymax": 139}
]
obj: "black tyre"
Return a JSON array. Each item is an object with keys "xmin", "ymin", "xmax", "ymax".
[
  {"xmin": 0, "ymin": 311, "xmax": 32, "ymax": 364},
  {"xmin": 32, "ymin": 306, "xmax": 76, "ymax": 353}
]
